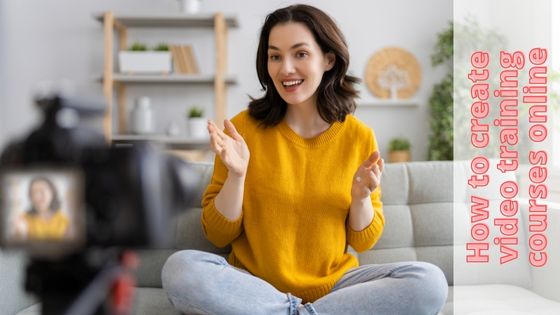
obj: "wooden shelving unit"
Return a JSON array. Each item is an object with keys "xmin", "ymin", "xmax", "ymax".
[
  {"xmin": 95, "ymin": 13, "xmax": 239, "ymax": 28},
  {"xmin": 95, "ymin": 12, "xmax": 238, "ymax": 150},
  {"xmin": 112, "ymin": 134, "xmax": 209, "ymax": 150},
  {"xmin": 101, "ymin": 73, "xmax": 238, "ymax": 84},
  {"xmin": 357, "ymin": 99, "xmax": 419, "ymax": 108}
]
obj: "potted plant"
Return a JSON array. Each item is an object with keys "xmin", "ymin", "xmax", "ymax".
[
  {"xmin": 153, "ymin": 43, "xmax": 169, "ymax": 52},
  {"xmin": 388, "ymin": 137, "xmax": 411, "ymax": 163},
  {"xmin": 118, "ymin": 42, "xmax": 172, "ymax": 74},
  {"xmin": 186, "ymin": 106, "xmax": 206, "ymax": 138}
]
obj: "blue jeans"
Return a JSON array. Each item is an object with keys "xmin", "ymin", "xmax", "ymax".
[{"xmin": 162, "ymin": 250, "xmax": 448, "ymax": 315}]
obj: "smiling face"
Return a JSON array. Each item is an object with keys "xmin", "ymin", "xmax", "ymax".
[
  {"xmin": 267, "ymin": 22, "xmax": 335, "ymax": 108},
  {"xmin": 30, "ymin": 180, "xmax": 54, "ymax": 214}
]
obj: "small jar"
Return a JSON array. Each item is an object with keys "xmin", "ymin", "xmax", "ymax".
[
  {"xmin": 130, "ymin": 97, "xmax": 154, "ymax": 134},
  {"xmin": 178, "ymin": 0, "xmax": 202, "ymax": 14}
]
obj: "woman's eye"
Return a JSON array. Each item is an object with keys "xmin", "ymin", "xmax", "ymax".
[
  {"xmin": 269, "ymin": 55, "xmax": 280, "ymax": 61},
  {"xmin": 296, "ymin": 52, "xmax": 308, "ymax": 58}
]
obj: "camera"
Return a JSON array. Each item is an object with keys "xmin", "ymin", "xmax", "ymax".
[{"xmin": 0, "ymin": 93, "xmax": 201, "ymax": 315}]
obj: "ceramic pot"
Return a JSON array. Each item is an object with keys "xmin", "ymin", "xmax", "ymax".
[
  {"xmin": 187, "ymin": 117, "xmax": 207, "ymax": 138},
  {"xmin": 389, "ymin": 150, "xmax": 410, "ymax": 163}
]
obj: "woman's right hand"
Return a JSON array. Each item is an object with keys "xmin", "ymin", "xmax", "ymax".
[
  {"xmin": 13, "ymin": 214, "xmax": 28, "ymax": 239},
  {"xmin": 208, "ymin": 119, "xmax": 250, "ymax": 178}
]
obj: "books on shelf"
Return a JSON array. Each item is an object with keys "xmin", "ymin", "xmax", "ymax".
[{"xmin": 171, "ymin": 45, "xmax": 199, "ymax": 74}]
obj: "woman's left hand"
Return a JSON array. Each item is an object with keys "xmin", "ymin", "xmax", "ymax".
[{"xmin": 351, "ymin": 151, "xmax": 384, "ymax": 201}]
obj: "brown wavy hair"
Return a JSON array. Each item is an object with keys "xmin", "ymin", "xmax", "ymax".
[
  {"xmin": 28, "ymin": 177, "xmax": 61, "ymax": 215},
  {"xmin": 248, "ymin": 4, "xmax": 360, "ymax": 127}
]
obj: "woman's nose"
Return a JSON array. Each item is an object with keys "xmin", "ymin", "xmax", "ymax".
[{"xmin": 280, "ymin": 58, "xmax": 295, "ymax": 75}]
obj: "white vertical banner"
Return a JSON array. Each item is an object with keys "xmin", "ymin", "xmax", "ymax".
[{"xmin": 454, "ymin": 0, "xmax": 559, "ymax": 313}]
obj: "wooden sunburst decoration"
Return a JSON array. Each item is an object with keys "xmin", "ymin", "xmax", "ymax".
[{"xmin": 365, "ymin": 47, "xmax": 421, "ymax": 99}]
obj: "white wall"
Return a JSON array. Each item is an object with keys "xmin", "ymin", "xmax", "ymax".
[
  {"xmin": 0, "ymin": 0, "xmax": 452, "ymax": 160},
  {"xmin": 0, "ymin": 0, "xmax": 6, "ymax": 148}
]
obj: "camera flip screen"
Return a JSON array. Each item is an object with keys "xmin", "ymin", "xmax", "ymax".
[{"xmin": 0, "ymin": 169, "xmax": 85, "ymax": 256}]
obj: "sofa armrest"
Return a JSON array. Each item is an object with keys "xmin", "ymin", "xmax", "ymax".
[
  {"xmin": 519, "ymin": 199, "xmax": 560, "ymax": 302},
  {"xmin": 0, "ymin": 250, "xmax": 36, "ymax": 314}
]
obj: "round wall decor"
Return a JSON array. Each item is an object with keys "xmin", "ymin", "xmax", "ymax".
[{"xmin": 365, "ymin": 47, "xmax": 421, "ymax": 99}]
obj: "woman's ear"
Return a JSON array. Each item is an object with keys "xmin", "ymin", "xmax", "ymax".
[{"xmin": 325, "ymin": 52, "xmax": 336, "ymax": 71}]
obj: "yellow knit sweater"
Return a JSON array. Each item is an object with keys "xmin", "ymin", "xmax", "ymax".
[
  {"xmin": 201, "ymin": 110, "xmax": 384, "ymax": 302},
  {"xmin": 23, "ymin": 210, "xmax": 69, "ymax": 240}
]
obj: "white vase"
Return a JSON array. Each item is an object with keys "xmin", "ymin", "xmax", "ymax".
[
  {"xmin": 166, "ymin": 121, "xmax": 181, "ymax": 137},
  {"xmin": 187, "ymin": 117, "xmax": 207, "ymax": 138},
  {"xmin": 178, "ymin": 0, "xmax": 202, "ymax": 14},
  {"xmin": 130, "ymin": 97, "xmax": 154, "ymax": 134}
]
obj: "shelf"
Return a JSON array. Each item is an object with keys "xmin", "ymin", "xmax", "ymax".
[
  {"xmin": 112, "ymin": 134, "xmax": 209, "ymax": 150},
  {"xmin": 97, "ymin": 10, "xmax": 234, "ymax": 142},
  {"xmin": 357, "ymin": 100, "xmax": 419, "ymax": 108},
  {"xmin": 95, "ymin": 13, "xmax": 239, "ymax": 28},
  {"xmin": 103, "ymin": 73, "xmax": 238, "ymax": 84}
]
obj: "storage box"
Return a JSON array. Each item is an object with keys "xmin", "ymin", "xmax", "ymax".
[{"xmin": 118, "ymin": 51, "xmax": 172, "ymax": 74}]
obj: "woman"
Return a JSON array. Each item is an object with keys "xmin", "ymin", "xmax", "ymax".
[
  {"xmin": 14, "ymin": 177, "xmax": 69, "ymax": 241},
  {"xmin": 163, "ymin": 4, "xmax": 448, "ymax": 314}
]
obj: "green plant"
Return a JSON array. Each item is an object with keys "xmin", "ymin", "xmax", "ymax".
[
  {"xmin": 153, "ymin": 43, "xmax": 169, "ymax": 51},
  {"xmin": 130, "ymin": 42, "xmax": 148, "ymax": 51},
  {"xmin": 428, "ymin": 22, "xmax": 453, "ymax": 161},
  {"xmin": 428, "ymin": 73, "xmax": 453, "ymax": 160},
  {"xmin": 187, "ymin": 107, "xmax": 204, "ymax": 118},
  {"xmin": 431, "ymin": 23, "xmax": 453, "ymax": 67},
  {"xmin": 389, "ymin": 138, "xmax": 411, "ymax": 152}
]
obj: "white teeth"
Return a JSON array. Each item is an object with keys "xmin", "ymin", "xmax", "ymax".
[{"xmin": 282, "ymin": 80, "xmax": 303, "ymax": 87}]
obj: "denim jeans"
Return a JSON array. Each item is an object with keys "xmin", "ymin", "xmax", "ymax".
[{"xmin": 162, "ymin": 250, "xmax": 448, "ymax": 315}]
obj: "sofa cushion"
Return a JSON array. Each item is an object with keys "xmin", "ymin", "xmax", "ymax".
[
  {"xmin": 185, "ymin": 162, "xmax": 215, "ymax": 209},
  {"xmin": 132, "ymin": 287, "xmax": 180, "ymax": 315},
  {"xmin": 174, "ymin": 208, "xmax": 230, "ymax": 254},
  {"xmin": 373, "ymin": 204, "xmax": 414, "ymax": 249},
  {"xmin": 442, "ymin": 286, "xmax": 453, "ymax": 315},
  {"xmin": 135, "ymin": 249, "xmax": 177, "ymax": 288},
  {"xmin": 408, "ymin": 162, "xmax": 453, "ymax": 205},
  {"xmin": 417, "ymin": 246, "xmax": 454, "ymax": 286},
  {"xmin": 379, "ymin": 162, "xmax": 409, "ymax": 205},
  {"xmin": 363, "ymin": 162, "xmax": 454, "ymax": 286},
  {"xmin": 134, "ymin": 208, "xmax": 230, "ymax": 288},
  {"xmin": 411, "ymin": 202, "xmax": 453, "ymax": 246}
]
